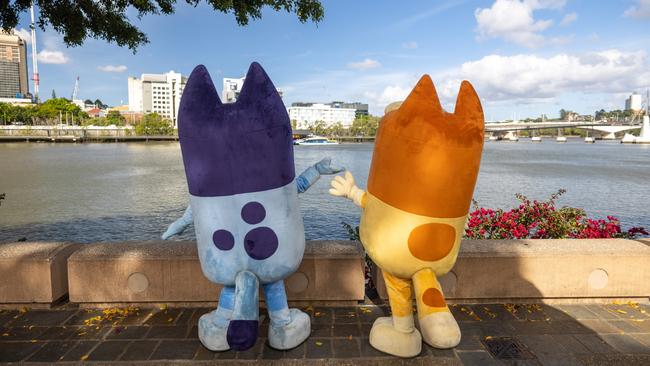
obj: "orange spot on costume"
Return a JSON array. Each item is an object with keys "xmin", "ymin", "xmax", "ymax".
[{"xmin": 330, "ymin": 75, "xmax": 484, "ymax": 357}]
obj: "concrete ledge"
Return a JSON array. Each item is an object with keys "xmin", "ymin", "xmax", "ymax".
[
  {"xmin": 68, "ymin": 240, "xmax": 366, "ymax": 305},
  {"xmin": 0, "ymin": 242, "xmax": 80, "ymax": 304},
  {"xmin": 375, "ymin": 239, "xmax": 650, "ymax": 301}
]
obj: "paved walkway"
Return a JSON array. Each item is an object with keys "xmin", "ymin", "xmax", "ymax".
[{"xmin": 1, "ymin": 302, "xmax": 649, "ymax": 365}]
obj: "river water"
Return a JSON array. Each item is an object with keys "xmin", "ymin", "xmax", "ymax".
[{"xmin": 1, "ymin": 140, "xmax": 649, "ymax": 243}]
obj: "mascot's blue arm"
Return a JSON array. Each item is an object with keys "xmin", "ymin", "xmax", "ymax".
[{"xmin": 162, "ymin": 157, "xmax": 344, "ymax": 239}]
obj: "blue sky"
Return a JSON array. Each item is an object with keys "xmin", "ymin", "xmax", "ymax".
[{"xmin": 13, "ymin": 0, "xmax": 650, "ymax": 119}]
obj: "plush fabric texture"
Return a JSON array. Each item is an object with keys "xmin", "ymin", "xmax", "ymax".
[
  {"xmin": 178, "ymin": 63, "xmax": 311, "ymax": 352},
  {"xmin": 331, "ymin": 75, "xmax": 484, "ymax": 357},
  {"xmin": 178, "ymin": 62, "xmax": 295, "ymax": 197}
]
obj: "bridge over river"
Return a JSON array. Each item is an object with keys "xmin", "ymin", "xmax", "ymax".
[{"xmin": 485, "ymin": 121, "xmax": 643, "ymax": 140}]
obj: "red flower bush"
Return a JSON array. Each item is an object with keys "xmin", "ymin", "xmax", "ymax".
[{"xmin": 465, "ymin": 189, "xmax": 648, "ymax": 240}]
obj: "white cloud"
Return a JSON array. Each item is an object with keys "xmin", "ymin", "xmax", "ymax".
[
  {"xmin": 98, "ymin": 65, "xmax": 127, "ymax": 73},
  {"xmin": 13, "ymin": 28, "xmax": 31, "ymax": 44},
  {"xmin": 37, "ymin": 50, "xmax": 68, "ymax": 64},
  {"xmin": 347, "ymin": 58, "xmax": 381, "ymax": 70},
  {"xmin": 474, "ymin": 0, "xmax": 567, "ymax": 48},
  {"xmin": 439, "ymin": 50, "xmax": 650, "ymax": 102},
  {"xmin": 363, "ymin": 85, "xmax": 411, "ymax": 107},
  {"xmin": 560, "ymin": 12, "xmax": 577, "ymax": 26},
  {"xmin": 402, "ymin": 41, "xmax": 418, "ymax": 49},
  {"xmin": 624, "ymin": 0, "xmax": 650, "ymax": 18}
]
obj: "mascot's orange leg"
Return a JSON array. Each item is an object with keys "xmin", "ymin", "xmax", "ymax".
[
  {"xmin": 412, "ymin": 268, "xmax": 461, "ymax": 349},
  {"xmin": 367, "ymin": 271, "xmax": 423, "ymax": 357}
]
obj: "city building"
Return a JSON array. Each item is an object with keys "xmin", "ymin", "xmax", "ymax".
[
  {"xmin": 0, "ymin": 32, "xmax": 29, "ymax": 99},
  {"xmin": 329, "ymin": 101, "xmax": 369, "ymax": 117},
  {"xmin": 222, "ymin": 76, "xmax": 283, "ymax": 103},
  {"xmin": 127, "ymin": 71, "xmax": 187, "ymax": 127},
  {"xmin": 288, "ymin": 103, "xmax": 356, "ymax": 129},
  {"xmin": 625, "ymin": 92, "xmax": 643, "ymax": 112}
]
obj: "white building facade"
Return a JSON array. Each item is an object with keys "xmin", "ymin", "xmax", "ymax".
[
  {"xmin": 625, "ymin": 92, "xmax": 643, "ymax": 112},
  {"xmin": 128, "ymin": 71, "xmax": 187, "ymax": 127},
  {"xmin": 288, "ymin": 103, "xmax": 356, "ymax": 129},
  {"xmin": 222, "ymin": 76, "xmax": 283, "ymax": 103}
]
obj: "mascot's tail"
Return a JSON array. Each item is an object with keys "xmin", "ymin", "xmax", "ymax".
[{"xmin": 226, "ymin": 271, "xmax": 259, "ymax": 351}]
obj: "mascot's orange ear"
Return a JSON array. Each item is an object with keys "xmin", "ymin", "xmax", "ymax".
[
  {"xmin": 367, "ymin": 77, "xmax": 485, "ymax": 218},
  {"xmin": 398, "ymin": 75, "xmax": 444, "ymax": 117}
]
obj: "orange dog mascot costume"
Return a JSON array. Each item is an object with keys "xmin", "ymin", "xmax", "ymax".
[{"xmin": 330, "ymin": 76, "xmax": 484, "ymax": 357}]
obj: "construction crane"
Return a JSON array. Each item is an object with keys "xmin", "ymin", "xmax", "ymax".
[
  {"xmin": 71, "ymin": 76, "xmax": 80, "ymax": 101},
  {"xmin": 30, "ymin": 2, "xmax": 39, "ymax": 102}
]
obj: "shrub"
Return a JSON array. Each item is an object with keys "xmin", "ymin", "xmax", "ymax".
[{"xmin": 466, "ymin": 190, "xmax": 648, "ymax": 240}]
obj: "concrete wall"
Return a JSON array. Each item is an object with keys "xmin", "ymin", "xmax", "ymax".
[
  {"xmin": 67, "ymin": 240, "xmax": 366, "ymax": 305},
  {"xmin": 1, "ymin": 239, "xmax": 649, "ymax": 306},
  {"xmin": 374, "ymin": 239, "xmax": 650, "ymax": 301},
  {"xmin": 0, "ymin": 242, "xmax": 79, "ymax": 303}
]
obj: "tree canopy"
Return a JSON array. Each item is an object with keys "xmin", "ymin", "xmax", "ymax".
[{"xmin": 1, "ymin": 0, "xmax": 324, "ymax": 51}]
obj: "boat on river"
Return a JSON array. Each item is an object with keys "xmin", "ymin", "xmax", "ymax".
[{"xmin": 294, "ymin": 136, "xmax": 339, "ymax": 145}]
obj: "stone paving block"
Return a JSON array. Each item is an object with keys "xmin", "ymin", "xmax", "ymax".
[
  {"xmin": 149, "ymin": 339, "xmax": 200, "ymax": 360},
  {"xmin": 556, "ymin": 304, "xmax": 599, "ymax": 320},
  {"xmin": 69, "ymin": 325, "xmax": 109, "ymax": 340},
  {"xmin": 10, "ymin": 309, "xmax": 76, "ymax": 326},
  {"xmin": 609, "ymin": 319, "xmax": 645, "ymax": 333},
  {"xmin": 26, "ymin": 340, "xmax": 77, "ymax": 362},
  {"xmin": 332, "ymin": 323, "xmax": 361, "ymax": 337},
  {"xmin": 456, "ymin": 350, "xmax": 501, "ymax": 366},
  {"xmin": 632, "ymin": 334, "xmax": 650, "ymax": 348},
  {"xmin": 86, "ymin": 339, "xmax": 129, "ymax": 361},
  {"xmin": 119, "ymin": 340, "xmax": 159, "ymax": 361},
  {"xmin": 0, "ymin": 242, "xmax": 80, "ymax": 304},
  {"xmin": 261, "ymin": 342, "xmax": 284, "ymax": 359},
  {"xmin": 600, "ymin": 334, "xmax": 650, "ymax": 354},
  {"xmin": 575, "ymin": 333, "xmax": 619, "ymax": 354},
  {"xmin": 552, "ymin": 334, "xmax": 592, "ymax": 354},
  {"xmin": 306, "ymin": 338, "xmax": 332, "ymax": 359},
  {"xmin": 518, "ymin": 334, "xmax": 566, "ymax": 359},
  {"xmin": 576, "ymin": 319, "xmax": 621, "ymax": 334},
  {"xmin": 175, "ymin": 309, "xmax": 195, "ymax": 324},
  {"xmin": 146, "ymin": 325, "xmax": 190, "ymax": 339},
  {"xmin": 35, "ymin": 325, "xmax": 78, "ymax": 340},
  {"xmin": 332, "ymin": 337, "xmax": 360, "ymax": 358},
  {"xmin": 0, "ymin": 326, "xmax": 47, "ymax": 340},
  {"xmin": 68, "ymin": 240, "xmax": 365, "ymax": 304},
  {"xmin": 193, "ymin": 344, "xmax": 216, "ymax": 360},
  {"xmin": 310, "ymin": 322, "xmax": 333, "ymax": 337},
  {"xmin": 0, "ymin": 341, "xmax": 43, "ymax": 362},
  {"xmin": 58, "ymin": 340, "xmax": 98, "ymax": 361},
  {"xmin": 0, "ymin": 309, "xmax": 19, "ymax": 326},
  {"xmin": 144, "ymin": 308, "xmax": 182, "ymax": 325},
  {"xmin": 106, "ymin": 325, "xmax": 150, "ymax": 339},
  {"xmin": 283, "ymin": 342, "xmax": 306, "ymax": 359}
]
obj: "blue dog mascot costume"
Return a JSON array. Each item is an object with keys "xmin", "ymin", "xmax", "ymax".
[{"xmin": 163, "ymin": 62, "xmax": 342, "ymax": 352}]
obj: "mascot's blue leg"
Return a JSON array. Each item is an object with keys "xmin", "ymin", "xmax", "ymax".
[
  {"xmin": 226, "ymin": 271, "xmax": 260, "ymax": 351},
  {"xmin": 198, "ymin": 285, "xmax": 234, "ymax": 351},
  {"xmin": 263, "ymin": 280, "xmax": 311, "ymax": 350}
]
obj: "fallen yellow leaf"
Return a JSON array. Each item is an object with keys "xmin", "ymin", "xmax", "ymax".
[
  {"xmin": 315, "ymin": 341, "xmax": 323, "ymax": 346},
  {"xmin": 80, "ymin": 355, "xmax": 89, "ymax": 361}
]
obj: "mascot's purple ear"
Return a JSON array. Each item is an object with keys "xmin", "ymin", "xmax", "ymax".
[
  {"xmin": 178, "ymin": 65, "xmax": 221, "ymax": 137},
  {"xmin": 237, "ymin": 62, "xmax": 286, "ymax": 128}
]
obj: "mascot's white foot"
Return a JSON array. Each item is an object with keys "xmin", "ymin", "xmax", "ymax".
[
  {"xmin": 268, "ymin": 308, "xmax": 311, "ymax": 350},
  {"xmin": 369, "ymin": 316, "xmax": 422, "ymax": 358},
  {"xmin": 418, "ymin": 311, "xmax": 461, "ymax": 349},
  {"xmin": 198, "ymin": 311, "xmax": 230, "ymax": 351}
]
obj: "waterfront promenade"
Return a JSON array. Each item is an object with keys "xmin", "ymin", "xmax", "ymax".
[
  {"xmin": 2, "ymin": 301, "xmax": 650, "ymax": 365},
  {"xmin": 1, "ymin": 239, "xmax": 649, "ymax": 364}
]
